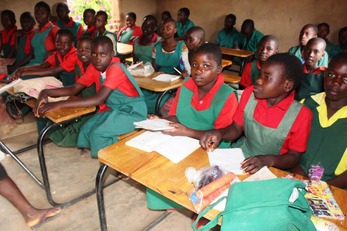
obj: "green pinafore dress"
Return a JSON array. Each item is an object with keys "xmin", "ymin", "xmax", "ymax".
[{"xmin": 26, "ymin": 27, "xmax": 53, "ymax": 66}]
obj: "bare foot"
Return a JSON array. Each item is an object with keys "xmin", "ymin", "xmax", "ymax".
[{"xmin": 25, "ymin": 207, "xmax": 63, "ymax": 228}]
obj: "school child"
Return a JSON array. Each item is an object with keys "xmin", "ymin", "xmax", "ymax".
[
  {"xmin": 295, "ymin": 38, "xmax": 326, "ymax": 101},
  {"xmin": 331, "ymin": 27, "xmax": 347, "ymax": 57},
  {"xmin": 0, "ymin": 10, "xmax": 17, "ymax": 58},
  {"xmin": 175, "ymin": 7, "xmax": 195, "ymax": 40},
  {"xmin": 8, "ymin": 12, "xmax": 35, "ymax": 73},
  {"xmin": 289, "ymin": 24, "xmax": 328, "ymax": 67},
  {"xmin": 317, "ymin": 23, "xmax": 336, "ymax": 58},
  {"xmin": 33, "ymin": 36, "xmax": 147, "ymax": 158},
  {"xmin": 27, "ymin": 1, "xmax": 60, "ymax": 66},
  {"xmin": 158, "ymin": 11, "xmax": 171, "ymax": 36},
  {"xmin": 200, "ymin": 53, "xmax": 313, "ymax": 174},
  {"xmin": 82, "ymin": 8, "xmax": 97, "ymax": 38},
  {"xmin": 147, "ymin": 43, "xmax": 239, "ymax": 210},
  {"xmin": 48, "ymin": 36, "xmax": 95, "ymax": 147},
  {"xmin": 152, "ymin": 18, "xmax": 187, "ymax": 74},
  {"xmin": 94, "ymin": 10, "xmax": 117, "ymax": 54},
  {"xmin": 10, "ymin": 29, "xmax": 77, "ymax": 87},
  {"xmin": 240, "ymin": 35, "xmax": 279, "ymax": 88},
  {"xmin": 117, "ymin": 12, "xmax": 142, "ymax": 45},
  {"xmin": 240, "ymin": 19, "xmax": 264, "ymax": 52},
  {"xmin": 292, "ymin": 52, "xmax": 347, "ymax": 189},
  {"xmin": 215, "ymin": 14, "xmax": 243, "ymax": 49},
  {"xmin": 133, "ymin": 15, "xmax": 160, "ymax": 64},
  {"xmin": 55, "ymin": 2, "xmax": 83, "ymax": 46}
]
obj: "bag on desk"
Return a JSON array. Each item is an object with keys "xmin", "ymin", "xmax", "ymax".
[
  {"xmin": 5, "ymin": 92, "xmax": 34, "ymax": 120},
  {"xmin": 192, "ymin": 178, "xmax": 316, "ymax": 231}
]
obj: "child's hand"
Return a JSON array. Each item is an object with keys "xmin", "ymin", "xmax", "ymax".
[
  {"xmin": 33, "ymin": 91, "xmax": 49, "ymax": 117},
  {"xmin": 161, "ymin": 122, "xmax": 187, "ymax": 136},
  {"xmin": 37, "ymin": 102, "xmax": 60, "ymax": 116},
  {"xmin": 181, "ymin": 70, "xmax": 189, "ymax": 78},
  {"xmin": 147, "ymin": 114, "xmax": 159, "ymax": 119},
  {"xmin": 9, "ymin": 68, "xmax": 23, "ymax": 81},
  {"xmin": 241, "ymin": 155, "xmax": 275, "ymax": 174},
  {"xmin": 200, "ymin": 130, "xmax": 222, "ymax": 152}
]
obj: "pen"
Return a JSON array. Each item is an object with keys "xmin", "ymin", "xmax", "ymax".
[{"xmin": 173, "ymin": 67, "xmax": 182, "ymax": 75}]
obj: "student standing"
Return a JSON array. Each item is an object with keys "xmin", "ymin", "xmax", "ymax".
[{"xmin": 200, "ymin": 53, "xmax": 313, "ymax": 174}]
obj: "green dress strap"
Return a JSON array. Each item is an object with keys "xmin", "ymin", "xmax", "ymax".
[
  {"xmin": 250, "ymin": 60, "xmax": 260, "ymax": 85},
  {"xmin": 118, "ymin": 28, "xmax": 134, "ymax": 44},
  {"xmin": 27, "ymin": 27, "xmax": 53, "ymax": 65}
]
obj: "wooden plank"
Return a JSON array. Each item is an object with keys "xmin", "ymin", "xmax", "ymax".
[
  {"xmin": 220, "ymin": 47, "xmax": 254, "ymax": 58},
  {"xmin": 133, "ymin": 72, "xmax": 183, "ymax": 92},
  {"xmin": 222, "ymin": 73, "xmax": 241, "ymax": 84}
]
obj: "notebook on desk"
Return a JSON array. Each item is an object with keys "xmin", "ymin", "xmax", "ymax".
[
  {"xmin": 125, "ymin": 131, "xmax": 200, "ymax": 163},
  {"xmin": 153, "ymin": 74, "xmax": 180, "ymax": 82}
]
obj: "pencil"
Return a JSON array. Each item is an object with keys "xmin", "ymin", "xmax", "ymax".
[{"xmin": 173, "ymin": 67, "xmax": 182, "ymax": 75}]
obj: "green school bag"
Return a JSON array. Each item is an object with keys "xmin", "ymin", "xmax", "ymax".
[{"xmin": 192, "ymin": 178, "xmax": 316, "ymax": 231}]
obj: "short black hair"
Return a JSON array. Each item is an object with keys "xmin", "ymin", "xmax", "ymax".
[
  {"xmin": 96, "ymin": 10, "xmax": 108, "ymax": 21},
  {"xmin": 318, "ymin": 22, "xmax": 329, "ymax": 30},
  {"xmin": 339, "ymin": 27, "xmax": 347, "ymax": 37},
  {"xmin": 143, "ymin": 15, "xmax": 157, "ymax": 27},
  {"xmin": 306, "ymin": 37, "xmax": 326, "ymax": 50},
  {"xmin": 56, "ymin": 29, "xmax": 74, "ymax": 43},
  {"xmin": 162, "ymin": 11, "xmax": 171, "ymax": 18},
  {"xmin": 78, "ymin": 36, "xmax": 93, "ymax": 46},
  {"xmin": 329, "ymin": 51, "xmax": 347, "ymax": 67},
  {"xmin": 187, "ymin": 26, "xmax": 205, "ymax": 41},
  {"xmin": 92, "ymin": 36, "xmax": 113, "ymax": 51},
  {"xmin": 266, "ymin": 53, "xmax": 303, "ymax": 90},
  {"xmin": 194, "ymin": 43, "xmax": 222, "ymax": 66},
  {"xmin": 179, "ymin": 7, "xmax": 190, "ymax": 17},
  {"xmin": 241, "ymin": 19, "xmax": 254, "ymax": 31},
  {"xmin": 1, "ymin": 10, "xmax": 16, "ymax": 22},
  {"xmin": 20, "ymin": 11, "xmax": 35, "ymax": 23},
  {"xmin": 56, "ymin": 2, "xmax": 69, "ymax": 11},
  {"xmin": 83, "ymin": 8, "xmax": 96, "ymax": 16},
  {"xmin": 259, "ymin": 35, "xmax": 280, "ymax": 50},
  {"xmin": 226, "ymin": 14, "xmax": 236, "ymax": 22},
  {"xmin": 35, "ymin": 1, "xmax": 51, "ymax": 14},
  {"xmin": 302, "ymin": 24, "xmax": 318, "ymax": 35},
  {"xmin": 127, "ymin": 12, "xmax": 136, "ymax": 21},
  {"xmin": 163, "ymin": 18, "xmax": 176, "ymax": 27}
]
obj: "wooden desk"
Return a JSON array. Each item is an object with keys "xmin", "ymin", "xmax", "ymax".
[
  {"xmin": 0, "ymin": 86, "xmax": 96, "ymax": 206},
  {"xmin": 133, "ymin": 72, "xmax": 183, "ymax": 115},
  {"xmin": 96, "ymin": 131, "xmax": 347, "ymax": 231},
  {"xmin": 221, "ymin": 59, "xmax": 232, "ymax": 69},
  {"xmin": 220, "ymin": 47, "xmax": 254, "ymax": 75},
  {"xmin": 117, "ymin": 42, "xmax": 133, "ymax": 56}
]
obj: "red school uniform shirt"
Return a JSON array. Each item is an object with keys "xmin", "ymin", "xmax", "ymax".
[
  {"xmin": 169, "ymin": 73, "xmax": 238, "ymax": 129},
  {"xmin": 117, "ymin": 25, "xmax": 142, "ymax": 45},
  {"xmin": 38, "ymin": 22, "xmax": 60, "ymax": 53},
  {"xmin": 45, "ymin": 46, "xmax": 77, "ymax": 71},
  {"xmin": 303, "ymin": 65, "xmax": 326, "ymax": 74},
  {"xmin": 240, "ymin": 60, "xmax": 261, "ymax": 88},
  {"xmin": 0, "ymin": 25, "xmax": 17, "ymax": 47},
  {"xmin": 233, "ymin": 86, "xmax": 312, "ymax": 154}
]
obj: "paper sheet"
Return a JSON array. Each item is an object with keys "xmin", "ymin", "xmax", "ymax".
[
  {"xmin": 0, "ymin": 79, "xmax": 22, "ymax": 94},
  {"xmin": 134, "ymin": 119, "xmax": 174, "ymax": 131},
  {"xmin": 208, "ymin": 148, "xmax": 245, "ymax": 174},
  {"xmin": 153, "ymin": 74, "xmax": 180, "ymax": 82}
]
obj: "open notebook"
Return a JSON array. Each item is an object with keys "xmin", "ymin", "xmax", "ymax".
[{"xmin": 125, "ymin": 131, "xmax": 200, "ymax": 163}]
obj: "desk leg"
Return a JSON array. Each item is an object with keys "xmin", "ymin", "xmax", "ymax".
[
  {"xmin": 96, "ymin": 164, "xmax": 109, "ymax": 231},
  {"xmin": 0, "ymin": 141, "xmax": 44, "ymax": 188},
  {"xmin": 154, "ymin": 88, "xmax": 177, "ymax": 116}
]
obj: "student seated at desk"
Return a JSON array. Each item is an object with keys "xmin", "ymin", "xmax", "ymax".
[
  {"xmin": 117, "ymin": 12, "xmax": 142, "ymax": 45},
  {"xmin": 94, "ymin": 11, "xmax": 117, "ymax": 54},
  {"xmin": 10, "ymin": 29, "xmax": 77, "ymax": 87},
  {"xmin": 82, "ymin": 8, "xmax": 97, "ymax": 38},
  {"xmin": 0, "ymin": 10, "xmax": 17, "ymax": 59},
  {"xmin": 158, "ymin": 11, "xmax": 171, "ymax": 36},
  {"xmin": 175, "ymin": 7, "xmax": 194, "ymax": 41},
  {"xmin": 289, "ymin": 24, "xmax": 329, "ymax": 67},
  {"xmin": 147, "ymin": 43, "xmax": 238, "ymax": 210},
  {"xmin": 33, "ymin": 36, "xmax": 147, "ymax": 158},
  {"xmin": 240, "ymin": 19, "xmax": 264, "ymax": 53},
  {"xmin": 295, "ymin": 38, "xmax": 326, "ymax": 101},
  {"xmin": 215, "ymin": 14, "xmax": 243, "ymax": 49},
  {"xmin": 292, "ymin": 52, "xmax": 347, "ymax": 189},
  {"xmin": 240, "ymin": 35, "xmax": 279, "ymax": 88},
  {"xmin": 200, "ymin": 53, "xmax": 313, "ymax": 174},
  {"xmin": 8, "ymin": 12, "xmax": 36, "ymax": 73}
]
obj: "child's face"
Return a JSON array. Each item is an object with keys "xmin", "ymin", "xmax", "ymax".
[
  {"xmin": 324, "ymin": 59, "xmax": 347, "ymax": 103},
  {"xmin": 339, "ymin": 30, "xmax": 347, "ymax": 47},
  {"xmin": 242, "ymin": 26, "xmax": 253, "ymax": 39},
  {"xmin": 303, "ymin": 41, "xmax": 325, "ymax": 68},
  {"xmin": 94, "ymin": 14, "xmax": 106, "ymax": 30},
  {"xmin": 125, "ymin": 15, "xmax": 135, "ymax": 28},
  {"xmin": 224, "ymin": 17, "xmax": 235, "ymax": 29},
  {"xmin": 77, "ymin": 40, "xmax": 92, "ymax": 64},
  {"xmin": 57, "ymin": 5, "xmax": 70, "ymax": 20},
  {"xmin": 254, "ymin": 62, "xmax": 289, "ymax": 103},
  {"xmin": 177, "ymin": 11, "xmax": 187, "ymax": 23},
  {"xmin": 161, "ymin": 21, "xmax": 176, "ymax": 39},
  {"xmin": 55, "ymin": 34, "xmax": 73, "ymax": 57},
  {"xmin": 35, "ymin": 6, "xmax": 50, "ymax": 25},
  {"xmin": 185, "ymin": 31, "xmax": 203, "ymax": 51},
  {"xmin": 190, "ymin": 53, "xmax": 222, "ymax": 88},
  {"xmin": 162, "ymin": 13, "xmax": 170, "ymax": 21},
  {"xmin": 83, "ymin": 11, "xmax": 95, "ymax": 26},
  {"xmin": 20, "ymin": 16, "xmax": 35, "ymax": 32},
  {"xmin": 256, "ymin": 39, "xmax": 278, "ymax": 62},
  {"xmin": 141, "ymin": 18, "xmax": 156, "ymax": 36},
  {"xmin": 1, "ymin": 13, "xmax": 15, "ymax": 30},
  {"xmin": 91, "ymin": 43, "xmax": 114, "ymax": 72},
  {"xmin": 299, "ymin": 27, "xmax": 317, "ymax": 46},
  {"xmin": 318, "ymin": 25, "xmax": 329, "ymax": 39}
]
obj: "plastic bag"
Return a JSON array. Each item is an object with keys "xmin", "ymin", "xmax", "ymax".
[
  {"xmin": 185, "ymin": 165, "xmax": 225, "ymax": 190},
  {"xmin": 127, "ymin": 62, "xmax": 155, "ymax": 77}
]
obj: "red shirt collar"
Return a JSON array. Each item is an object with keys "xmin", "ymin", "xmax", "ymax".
[
  {"xmin": 303, "ymin": 64, "xmax": 326, "ymax": 74},
  {"xmin": 1, "ymin": 25, "xmax": 17, "ymax": 43},
  {"xmin": 38, "ymin": 22, "xmax": 55, "ymax": 32},
  {"xmin": 56, "ymin": 46, "xmax": 77, "ymax": 61},
  {"xmin": 138, "ymin": 33, "xmax": 158, "ymax": 45}
]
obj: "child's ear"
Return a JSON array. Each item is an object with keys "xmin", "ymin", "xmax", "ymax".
[
  {"xmin": 174, "ymin": 27, "xmax": 177, "ymax": 34},
  {"xmin": 216, "ymin": 65, "xmax": 222, "ymax": 74},
  {"xmin": 110, "ymin": 50, "xmax": 115, "ymax": 57},
  {"xmin": 283, "ymin": 79, "xmax": 294, "ymax": 92}
]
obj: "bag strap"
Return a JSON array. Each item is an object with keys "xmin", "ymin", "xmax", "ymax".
[{"xmin": 192, "ymin": 196, "xmax": 226, "ymax": 231}]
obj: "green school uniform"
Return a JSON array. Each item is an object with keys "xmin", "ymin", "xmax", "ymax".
[
  {"xmin": 215, "ymin": 28, "xmax": 243, "ymax": 48},
  {"xmin": 57, "ymin": 19, "xmax": 82, "ymax": 45},
  {"xmin": 27, "ymin": 27, "xmax": 53, "ymax": 66},
  {"xmin": 300, "ymin": 93, "xmax": 347, "ymax": 184},
  {"xmin": 295, "ymin": 67, "xmax": 325, "ymax": 101},
  {"xmin": 146, "ymin": 78, "xmax": 236, "ymax": 210},
  {"xmin": 154, "ymin": 41, "xmax": 185, "ymax": 74},
  {"xmin": 176, "ymin": 19, "xmax": 194, "ymax": 38},
  {"xmin": 239, "ymin": 93, "xmax": 302, "ymax": 158},
  {"xmin": 250, "ymin": 60, "xmax": 260, "ymax": 84},
  {"xmin": 243, "ymin": 29, "xmax": 264, "ymax": 52},
  {"xmin": 54, "ymin": 55, "xmax": 75, "ymax": 86},
  {"xmin": 288, "ymin": 45, "xmax": 329, "ymax": 68},
  {"xmin": 15, "ymin": 36, "xmax": 28, "ymax": 65},
  {"xmin": 77, "ymin": 62, "xmax": 147, "ymax": 158}
]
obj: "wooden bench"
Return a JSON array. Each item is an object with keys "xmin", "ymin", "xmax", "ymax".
[{"xmin": 222, "ymin": 72, "xmax": 241, "ymax": 84}]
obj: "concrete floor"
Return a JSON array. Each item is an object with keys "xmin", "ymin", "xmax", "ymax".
[{"xmin": 0, "ymin": 111, "xmax": 200, "ymax": 231}]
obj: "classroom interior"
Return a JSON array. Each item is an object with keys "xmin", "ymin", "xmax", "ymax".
[{"xmin": 1, "ymin": 0, "xmax": 347, "ymax": 230}]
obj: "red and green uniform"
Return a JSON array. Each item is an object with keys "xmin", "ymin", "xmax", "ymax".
[
  {"xmin": 0, "ymin": 25, "xmax": 17, "ymax": 58},
  {"xmin": 83, "ymin": 25, "xmax": 97, "ymax": 39},
  {"xmin": 77, "ymin": 57, "xmax": 147, "ymax": 158},
  {"xmin": 300, "ymin": 93, "xmax": 347, "ymax": 185},
  {"xmin": 117, "ymin": 25, "xmax": 142, "ymax": 45},
  {"xmin": 15, "ymin": 28, "xmax": 35, "ymax": 65},
  {"xmin": 56, "ymin": 18, "xmax": 83, "ymax": 45},
  {"xmin": 240, "ymin": 59, "xmax": 261, "ymax": 87},
  {"xmin": 94, "ymin": 30, "xmax": 117, "ymax": 54}
]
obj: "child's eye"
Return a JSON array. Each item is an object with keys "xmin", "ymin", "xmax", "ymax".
[
  {"xmin": 101, "ymin": 54, "xmax": 106, "ymax": 57},
  {"xmin": 328, "ymin": 73, "xmax": 335, "ymax": 78},
  {"xmin": 192, "ymin": 63, "xmax": 198, "ymax": 68},
  {"xmin": 203, "ymin": 64, "xmax": 211, "ymax": 69},
  {"xmin": 92, "ymin": 53, "xmax": 96, "ymax": 57},
  {"xmin": 343, "ymin": 76, "xmax": 347, "ymax": 84}
]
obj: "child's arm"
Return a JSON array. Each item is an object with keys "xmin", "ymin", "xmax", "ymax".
[
  {"xmin": 327, "ymin": 171, "xmax": 347, "ymax": 189},
  {"xmin": 9, "ymin": 62, "xmax": 52, "ymax": 80},
  {"xmin": 8, "ymin": 49, "xmax": 33, "ymax": 73},
  {"xmin": 241, "ymin": 150, "xmax": 302, "ymax": 174},
  {"xmin": 152, "ymin": 57, "xmax": 159, "ymax": 72}
]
